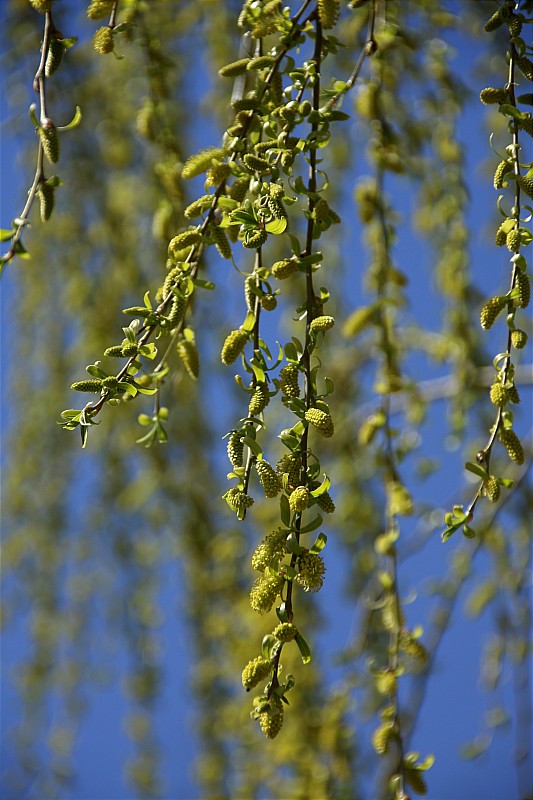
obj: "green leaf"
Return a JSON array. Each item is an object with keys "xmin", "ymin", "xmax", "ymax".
[
  {"xmin": 0, "ymin": 228, "xmax": 14, "ymax": 241},
  {"xmin": 295, "ymin": 632, "xmax": 312, "ymax": 664},
  {"xmin": 284, "ymin": 341, "xmax": 298, "ymax": 362},
  {"xmin": 262, "ymin": 634, "xmax": 277, "ymax": 660},
  {"xmin": 286, "ymin": 532, "xmax": 303, "ymax": 555},
  {"xmin": 498, "ymin": 477, "xmax": 514, "ymax": 488},
  {"xmin": 193, "ymin": 278, "xmax": 216, "ymax": 290},
  {"xmin": 299, "ymin": 514, "xmax": 323, "ymax": 534},
  {"xmin": 441, "ymin": 524, "xmax": 460, "ymax": 542},
  {"xmin": 462, "ymin": 524, "xmax": 476, "ymax": 539},
  {"xmin": 310, "ymin": 475, "xmax": 330, "ymax": 498},
  {"xmin": 280, "ymin": 495, "xmax": 291, "ymax": 527},
  {"xmin": 241, "ymin": 311, "xmax": 256, "ymax": 333},
  {"xmin": 242, "ymin": 436, "xmax": 262, "ymax": 459},
  {"xmin": 265, "ymin": 217, "xmax": 287, "ymax": 235},
  {"xmin": 137, "ymin": 414, "xmax": 153, "ymax": 426},
  {"xmin": 309, "ymin": 532, "xmax": 327, "ymax": 554},
  {"xmin": 133, "ymin": 382, "xmax": 158, "ymax": 395},
  {"xmin": 464, "ymin": 461, "xmax": 488, "ymax": 480}
]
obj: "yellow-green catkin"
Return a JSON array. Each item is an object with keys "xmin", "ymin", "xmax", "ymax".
[
  {"xmin": 177, "ymin": 339, "xmax": 199, "ymax": 379},
  {"xmin": 517, "ymin": 175, "xmax": 533, "ymax": 200},
  {"xmin": 404, "ymin": 769, "xmax": 428, "ymax": 796},
  {"xmin": 261, "ymin": 294, "xmax": 277, "ymax": 311},
  {"xmin": 484, "ymin": 475, "xmax": 500, "ymax": 503},
  {"xmin": 506, "ymin": 229, "xmax": 521, "ymax": 252},
  {"xmin": 495, "ymin": 223, "xmax": 508, "ymax": 246},
  {"xmin": 227, "ymin": 431, "xmax": 244, "ymax": 468},
  {"xmin": 316, "ymin": 491, "xmax": 335, "ymax": 514},
  {"xmin": 317, "ymin": 0, "xmax": 340, "ymax": 29},
  {"xmin": 93, "ymin": 26, "xmax": 114, "ymax": 54},
  {"xmin": 182, "ymin": 147, "xmax": 226, "ymax": 180},
  {"xmin": 372, "ymin": 722, "xmax": 395, "ymax": 754},
  {"xmin": 490, "ymin": 382, "xmax": 509, "ymax": 407},
  {"xmin": 499, "ymin": 428, "xmax": 525, "ymax": 464},
  {"xmin": 342, "ymin": 305, "xmax": 376, "ymax": 337},
  {"xmin": 250, "ymin": 574, "xmax": 283, "ymax": 614},
  {"xmin": 249, "ymin": 383, "xmax": 270, "ymax": 416},
  {"xmin": 289, "ymin": 486, "xmax": 309, "ymax": 513},
  {"xmin": 255, "ymin": 460, "xmax": 281, "ymax": 498},
  {"xmin": 305, "ymin": 408, "xmax": 334, "ymax": 438},
  {"xmin": 251, "ymin": 528, "xmax": 287, "ymax": 572},
  {"xmin": 296, "ymin": 552, "xmax": 325, "ymax": 592},
  {"xmin": 224, "ymin": 487, "xmax": 254, "ymax": 513},
  {"xmin": 310, "ymin": 315, "xmax": 335, "ymax": 333},
  {"xmin": 244, "ymin": 229, "xmax": 268, "ymax": 249},
  {"xmin": 211, "ymin": 224, "xmax": 232, "ymax": 259},
  {"xmin": 479, "ymin": 87, "xmax": 508, "ymax": 105},
  {"xmin": 221, "ymin": 329, "xmax": 248, "ymax": 365},
  {"xmin": 511, "ymin": 329, "xmax": 528, "ymax": 349},
  {"xmin": 279, "ymin": 364, "xmax": 300, "ymax": 398},
  {"xmin": 399, "ymin": 630, "xmax": 428, "ymax": 663},
  {"xmin": 514, "ymin": 272, "xmax": 530, "ymax": 308},
  {"xmin": 71, "ymin": 379, "xmax": 103, "ymax": 392},
  {"xmin": 38, "ymin": 183, "xmax": 54, "ymax": 221},
  {"xmin": 271, "ymin": 258, "xmax": 298, "ymax": 280},
  {"xmin": 273, "ymin": 622, "xmax": 297, "ymax": 642},
  {"xmin": 218, "ymin": 58, "xmax": 250, "ymax": 77},
  {"xmin": 243, "ymin": 154, "xmax": 271, "ymax": 173},
  {"xmin": 493, "ymin": 160, "xmax": 512, "ymax": 190},
  {"xmin": 484, "ymin": 8, "xmax": 504, "ymax": 32},
  {"xmin": 86, "ymin": 0, "xmax": 113, "ymax": 19},
  {"xmin": 184, "ymin": 195, "xmax": 213, "ymax": 219},
  {"xmin": 480, "ymin": 296, "xmax": 507, "ymax": 330},
  {"xmin": 258, "ymin": 696, "xmax": 284, "ymax": 739},
  {"xmin": 276, "ymin": 453, "xmax": 301, "ymax": 489},
  {"xmin": 38, "ymin": 121, "xmax": 59, "ymax": 163},
  {"xmin": 29, "ymin": 0, "xmax": 51, "ymax": 12},
  {"xmin": 242, "ymin": 657, "xmax": 270, "ymax": 691},
  {"xmin": 517, "ymin": 56, "xmax": 533, "ymax": 82},
  {"xmin": 45, "ymin": 37, "xmax": 64, "ymax": 76}
]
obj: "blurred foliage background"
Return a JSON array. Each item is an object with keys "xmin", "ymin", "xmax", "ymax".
[{"xmin": 1, "ymin": 1, "xmax": 531, "ymax": 799}]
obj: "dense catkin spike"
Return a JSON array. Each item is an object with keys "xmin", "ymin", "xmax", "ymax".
[
  {"xmin": 243, "ymin": 154, "xmax": 271, "ymax": 173},
  {"xmin": 184, "ymin": 195, "xmax": 213, "ymax": 219},
  {"xmin": 508, "ymin": 384, "xmax": 521, "ymax": 404},
  {"xmin": 269, "ymin": 71, "xmax": 283, "ymax": 105},
  {"xmin": 102, "ymin": 376, "xmax": 119, "ymax": 391},
  {"xmin": 310, "ymin": 315, "xmax": 335, "ymax": 333},
  {"xmin": 250, "ymin": 574, "xmax": 283, "ymax": 614},
  {"xmin": 499, "ymin": 428, "xmax": 525, "ymax": 464},
  {"xmin": 507, "ymin": 13, "xmax": 523, "ymax": 37},
  {"xmin": 276, "ymin": 454, "xmax": 301, "ymax": 489},
  {"xmin": 177, "ymin": 339, "xmax": 199, "ymax": 379},
  {"xmin": 205, "ymin": 162, "xmax": 232, "ymax": 188},
  {"xmin": 210, "ymin": 224, "xmax": 232, "ymax": 259},
  {"xmin": 484, "ymin": 8, "xmax": 504, "ymax": 31},
  {"xmin": 221, "ymin": 329, "xmax": 248, "ymax": 365},
  {"xmin": 227, "ymin": 431, "xmax": 244, "ymax": 468},
  {"xmin": 242, "ymin": 657, "xmax": 271, "ymax": 691},
  {"xmin": 229, "ymin": 176, "xmax": 250, "ymax": 202},
  {"xmin": 273, "ymin": 622, "xmax": 297, "ymax": 642},
  {"xmin": 506, "ymin": 229, "xmax": 521, "ymax": 252},
  {"xmin": 279, "ymin": 364, "xmax": 300, "ymax": 398},
  {"xmin": 247, "ymin": 56, "xmax": 275, "ymax": 71},
  {"xmin": 479, "ymin": 87, "xmax": 508, "ymax": 105},
  {"xmin": 29, "ymin": 0, "xmax": 51, "ymax": 11},
  {"xmin": 38, "ymin": 122, "xmax": 59, "ymax": 164},
  {"xmin": 343, "ymin": 305, "xmax": 376, "ymax": 337},
  {"xmin": 399, "ymin": 631, "xmax": 428, "ymax": 663},
  {"xmin": 255, "ymin": 460, "xmax": 281, "ymax": 498},
  {"xmin": 514, "ymin": 272, "xmax": 530, "ymax": 308},
  {"xmin": 517, "ymin": 175, "xmax": 533, "ymax": 200},
  {"xmin": 316, "ymin": 491, "xmax": 335, "ymax": 514},
  {"xmin": 162, "ymin": 267, "xmax": 182, "ymax": 296},
  {"xmin": 305, "ymin": 408, "xmax": 334, "ymax": 438},
  {"xmin": 517, "ymin": 56, "xmax": 533, "ymax": 82},
  {"xmin": 38, "ymin": 183, "xmax": 54, "ymax": 221},
  {"xmin": 495, "ymin": 223, "xmax": 508, "ymax": 246},
  {"xmin": 493, "ymin": 160, "xmax": 512, "ymax": 190},
  {"xmin": 244, "ymin": 275, "xmax": 257, "ymax": 312},
  {"xmin": 45, "ymin": 37, "xmax": 65, "ymax": 76},
  {"xmin": 224, "ymin": 487, "xmax": 254, "ymax": 513},
  {"xmin": 480, "ymin": 296, "xmax": 507, "ymax": 330},
  {"xmin": 511, "ymin": 329, "xmax": 528, "ymax": 349},
  {"xmin": 317, "ymin": 0, "xmax": 340, "ymax": 29},
  {"xmin": 104, "ymin": 345, "xmax": 124, "ymax": 358},
  {"xmin": 166, "ymin": 295, "xmax": 186, "ymax": 327},
  {"xmin": 372, "ymin": 722, "xmax": 395, "ymax": 755},
  {"xmin": 251, "ymin": 528, "xmax": 288, "ymax": 572},
  {"xmin": 249, "ymin": 383, "xmax": 270, "ymax": 417},
  {"xmin": 296, "ymin": 552, "xmax": 325, "ymax": 592},
  {"xmin": 490, "ymin": 382, "xmax": 509, "ymax": 407},
  {"xmin": 484, "ymin": 475, "xmax": 500, "ymax": 503},
  {"xmin": 243, "ymin": 229, "xmax": 268, "ymax": 249},
  {"xmin": 168, "ymin": 230, "xmax": 201, "ymax": 255},
  {"xmin": 271, "ymin": 259, "xmax": 297, "ymax": 280},
  {"xmin": 289, "ymin": 486, "xmax": 309, "ymax": 513},
  {"xmin": 182, "ymin": 147, "xmax": 226, "ymax": 180},
  {"xmin": 71, "ymin": 379, "xmax": 103, "ymax": 392},
  {"xmin": 93, "ymin": 26, "xmax": 114, "ymax": 54},
  {"xmin": 231, "ymin": 98, "xmax": 261, "ymax": 112},
  {"xmin": 121, "ymin": 342, "xmax": 139, "ymax": 357},
  {"xmin": 258, "ymin": 696, "xmax": 284, "ymax": 739},
  {"xmin": 86, "ymin": 0, "xmax": 113, "ymax": 19},
  {"xmin": 218, "ymin": 58, "xmax": 250, "ymax": 78}
]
